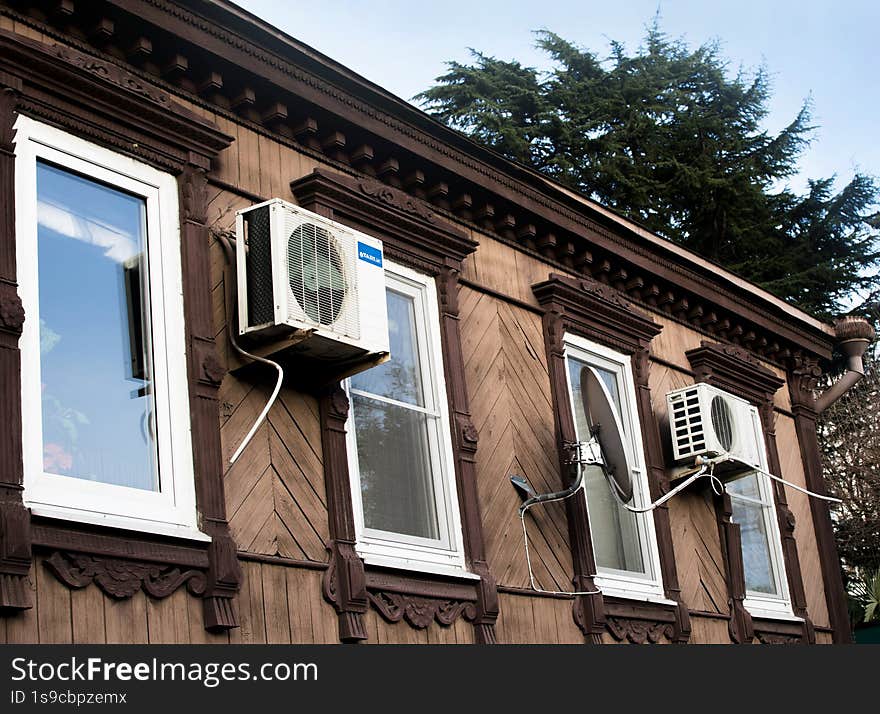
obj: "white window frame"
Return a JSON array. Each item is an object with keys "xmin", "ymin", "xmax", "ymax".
[
  {"xmin": 729, "ymin": 407, "xmax": 794, "ymax": 620},
  {"xmin": 562, "ymin": 333, "xmax": 667, "ymax": 601},
  {"xmin": 15, "ymin": 116, "xmax": 206, "ymax": 542},
  {"xmin": 345, "ymin": 260, "xmax": 472, "ymax": 579}
]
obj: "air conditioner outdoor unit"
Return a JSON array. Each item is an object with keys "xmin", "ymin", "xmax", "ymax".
[
  {"xmin": 235, "ymin": 199, "xmax": 389, "ymax": 380},
  {"xmin": 666, "ymin": 383, "xmax": 762, "ymax": 470}
]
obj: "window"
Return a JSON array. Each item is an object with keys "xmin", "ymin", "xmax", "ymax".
[
  {"xmin": 15, "ymin": 116, "xmax": 203, "ymax": 540},
  {"xmin": 346, "ymin": 261, "xmax": 467, "ymax": 576},
  {"xmin": 726, "ymin": 410, "xmax": 792, "ymax": 618},
  {"xmin": 563, "ymin": 334, "xmax": 664, "ymax": 599}
]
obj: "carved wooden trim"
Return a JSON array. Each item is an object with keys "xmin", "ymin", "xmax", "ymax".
[
  {"xmin": 606, "ymin": 617, "xmax": 675, "ymax": 644},
  {"xmin": 603, "ymin": 597, "xmax": 679, "ymax": 644},
  {"xmin": 533, "ymin": 273, "xmax": 662, "ymax": 355},
  {"xmin": 0, "ymin": 73, "xmax": 31, "ymax": 613},
  {"xmin": 368, "ymin": 592, "xmax": 477, "ymax": 629},
  {"xmin": 0, "ymin": 30, "xmax": 238, "ymax": 629},
  {"xmin": 788, "ymin": 355, "xmax": 851, "ymax": 643},
  {"xmin": 319, "ymin": 386, "xmax": 368, "ymax": 642},
  {"xmin": 753, "ymin": 617, "xmax": 806, "ymax": 644},
  {"xmin": 44, "ymin": 551, "xmax": 207, "ymax": 600},
  {"xmin": 436, "ymin": 262, "xmax": 498, "ymax": 643},
  {"xmin": 533, "ymin": 275, "xmax": 690, "ymax": 642},
  {"xmin": 632, "ymin": 348, "xmax": 692, "ymax": 643},
  {"xmin": 179, "ymin": 164, "xmax": 241, "ymax": 631},
  {"xmin": 540, "ymin": 304, "xmax": 604, "ymax": 641},
  {"xmin": 686, "ymin": 341, "xmax": 785, "ymax": 406},
  {"xmin": 295, "ymin": 171, "xmax": 497, "ymax": 643},
  {"xmin": 290, "ymin": 169, "xmax": 477, "ymax": 267},
  {"xmin": 687, "ymin": 342, "xmax": 813, "ymax": 642},
  {"xmin": 364, "ymin": 570, "xmax": 479, "ymax": 630},
  {"xmin": 715, "ymin": 492, "xmax": 754, "ymax": 644}
]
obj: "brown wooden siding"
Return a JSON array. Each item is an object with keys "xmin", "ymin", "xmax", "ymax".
[
  {"xmin": 460, "ymin": 287, "xmax": 573, "ymax": 591},
  {"xmin": 0, "ymin": 24, "xmax": 838, "ymax": 644}
]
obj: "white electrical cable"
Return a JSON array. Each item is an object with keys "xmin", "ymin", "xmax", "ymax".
[
  {"xmin": 519, "ymin": 483, "xmax": 601, "ymax": 597},
  {"xmin": 607, "ymin": 454, "xmax": 841, "ymax": 513},
  {"xmin": 609, "ymin": 463, "xmax": 721, "ymax": 514},
  {"xmin": 228, "ymin": 350, "xmax": 284, "ymax": 464},
  {"xmin": 216, "ymin": 231, "xmax": 286, "ymax": 465},
  {"xmin": 716, "ymin": 455, "xmax": 843, "ymax": 504}
]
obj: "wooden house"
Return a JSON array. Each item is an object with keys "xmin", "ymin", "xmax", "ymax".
[{"xmin": 0, "ymin": 0, "xmax": 864, "ymax": 645}]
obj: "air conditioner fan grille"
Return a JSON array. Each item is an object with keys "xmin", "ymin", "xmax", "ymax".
[{"xmin": 286, "ymin": 219, "xmax": 360, "ymax": 338}]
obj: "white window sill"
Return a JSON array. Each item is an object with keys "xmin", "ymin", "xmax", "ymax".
[
  {"xmin": 745, "ymin": 601, "xmax": 800, "ymax": 623},
  {"xmin": 597, "ymin": 584, "xmax": 678, "ymax": 608},
  {"xmin": 361, "ymin": 553, "xmax": 481, "ymax": 581},
  {"xmin": 30, "ymin": 503, "xmax": 211, "ymax": 543}
]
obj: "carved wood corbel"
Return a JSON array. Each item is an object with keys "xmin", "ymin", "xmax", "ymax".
[
  {"xmin": 179, "ymin": 163, "xmax": 241, "ymax": 631},
  {"xmin": 319, "ymin": 385, "xmax": 368, "ymax": 642}
]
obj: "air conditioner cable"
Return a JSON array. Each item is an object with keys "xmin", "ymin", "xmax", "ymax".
[{"xmin": 216, "ymin": 231, "xmax": 285, "ymax": 465}]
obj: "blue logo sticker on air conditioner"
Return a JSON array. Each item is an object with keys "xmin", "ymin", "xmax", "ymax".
[{"xmin": 357, "ymin": 241, "xmax": 383, "ymax": 267}]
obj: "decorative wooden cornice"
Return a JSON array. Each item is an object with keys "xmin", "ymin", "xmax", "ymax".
[
  {"xmin": 533, "ymin": 273, "xmax": 662, "ymax": 355},
  {"xmin": 290, "ymin": 169, "xmax": 477, "ymax": 270},
  {"xmin": 0, "ymin": 28, "xmax": 232, "ymax": 170},
  {"xmin": 686, "ymin": 341, "xmax": 785, "ymax": 405},
  {"xmin": 0, "ymin": 1, "xmax": 835, "ymax": 365}
]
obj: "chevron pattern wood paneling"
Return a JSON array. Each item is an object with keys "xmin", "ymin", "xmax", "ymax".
[
  {"xmin": 212, "ymin": 239, "xmax": 329, "ymax": 562},
  {"xmin": 460, "ymin": 286, "xmax": 573, "ymax": 591}
]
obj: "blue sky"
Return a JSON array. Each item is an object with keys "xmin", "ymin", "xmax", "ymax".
[{"xmin": 233, "ymin": 0, "xmax": 878, "ymax": 195}]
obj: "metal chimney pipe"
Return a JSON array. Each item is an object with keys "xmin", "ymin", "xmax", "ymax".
[{"xmin": 814, "ymin": 316, "xmax": 875, "ymax": 414}]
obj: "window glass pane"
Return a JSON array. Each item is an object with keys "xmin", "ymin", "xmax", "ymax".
[
  {"xmin": 36, "ymin": 161, "xmax": 158, "ymax": 491},
  {"xmin": 350, "ymin": 289, "xmax": 424, "ymax": 406},
  {"xmin": 726, "ymin": 472, "xmax": 763, "ymax": 502},
  {"xmin": 351, "ymin": 393, "xmax": 440, "ymax": 540},
  {"xmin": 730, "ymin": 495, "xmax": 779, "ymax": 595},
  {"xmin": 567, "ymin": 356, "xmax": 645, "ymax": 574}
]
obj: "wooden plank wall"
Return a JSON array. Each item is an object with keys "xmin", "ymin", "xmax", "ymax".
[
  {"xmin": 0, "ymin": 25, "xmax": 835, "ymax": 643},
  {"xmin": 459, "ymin": 287, "xmax": 573, "ymax": 591}
]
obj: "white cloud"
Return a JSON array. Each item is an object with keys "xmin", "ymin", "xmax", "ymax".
[{"xmin": 38, "ymin": 198, "xmax": 140, "ymax": 263}]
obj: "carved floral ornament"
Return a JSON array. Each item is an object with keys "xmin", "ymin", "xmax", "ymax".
[
  {"xmin": 358, "ymin": 179, "xmax": 436, "ymax": 223},
  {"xmin": 605, "ymin": 617, "xmax": 675, "ymax": 645},
  {"xmin": 0, "ymin": 292, "xmax": 25, "ymax": 333},
  {"xmin": 368, "ymin": 591, "xmax": 477, "ymax": 629},
  {"xmin": 44, "ymin": 552, "xmax": 207, "ymax": 600}
]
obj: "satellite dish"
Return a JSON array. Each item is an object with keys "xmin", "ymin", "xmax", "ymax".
[{"xmin": 579, "ymin": 366, "xmax": 634, "ymax": 503}]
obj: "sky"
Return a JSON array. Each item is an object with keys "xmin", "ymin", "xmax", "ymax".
[{"xmin": 232, "ymin": 0, "xmax": 879, "ymax": 196}]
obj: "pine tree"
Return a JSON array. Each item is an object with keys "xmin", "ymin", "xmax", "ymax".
[{"xmin": 416, "ymin": 23, "xmax": 880, "ymax": 317}]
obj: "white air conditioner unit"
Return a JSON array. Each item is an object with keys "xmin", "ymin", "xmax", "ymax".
[
  {"xmin": 235, "ymin": 199, "xmax": 389, "ymax": 379},
  {"xmin": 666, "ymin": 383, "xmax": 762, "ymax": 470}
]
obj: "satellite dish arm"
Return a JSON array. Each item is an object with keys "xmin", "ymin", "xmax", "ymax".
[{"xmin": 517, "ymin": 454, "xmax": 584, "ymax": 515}]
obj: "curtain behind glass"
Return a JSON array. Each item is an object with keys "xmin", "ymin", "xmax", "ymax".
[{"xmin": 351, "ymin": 289, "xmax": 440, "ymax": 540}]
